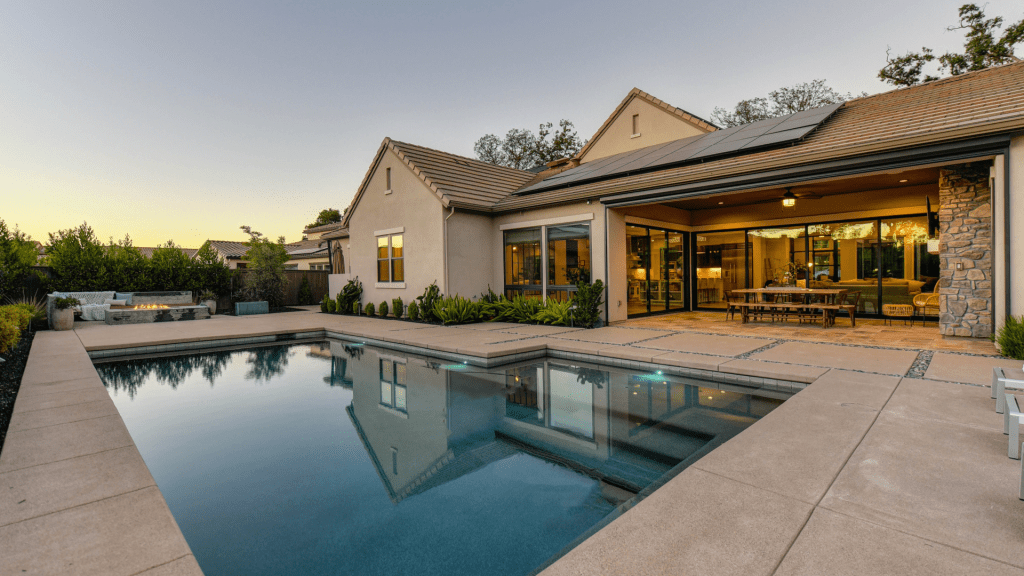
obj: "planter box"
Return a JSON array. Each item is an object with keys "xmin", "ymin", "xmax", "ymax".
[{"xmin": 235, "ymin": 301, "xmax": 269, "ymax": 316}]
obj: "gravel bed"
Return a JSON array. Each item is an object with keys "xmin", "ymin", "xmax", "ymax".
[{"xmin": 0, "ymin": 330, "xmax": 35, "ymax": 453}]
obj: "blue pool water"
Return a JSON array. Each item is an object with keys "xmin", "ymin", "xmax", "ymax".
[{"xmin": 96, "ymin": 340, "xmax": 784, "ymax": 576}]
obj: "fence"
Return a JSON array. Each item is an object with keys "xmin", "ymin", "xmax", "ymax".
[{"xmin": 232, "ymin": 270, "xmax": 331, "ymax": 307}]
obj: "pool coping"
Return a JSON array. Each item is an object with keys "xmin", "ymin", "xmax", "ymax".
[{"xmin": 2, "ymin": 316, "xmax": 1022, "ymax": 575}]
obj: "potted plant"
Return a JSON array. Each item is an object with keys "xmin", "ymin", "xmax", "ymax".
[
  {"xmin": 52, "ymin": 296, "xmax": 80, "ymax": 331},
  {"xmin": 199, "ymin": 290, "xmax": 218, "ymax": 315}
]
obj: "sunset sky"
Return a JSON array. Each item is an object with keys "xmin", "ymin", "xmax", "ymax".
[{"xmin": 3, "ymin": 0, "xmax": 1021, "ymax": 248}]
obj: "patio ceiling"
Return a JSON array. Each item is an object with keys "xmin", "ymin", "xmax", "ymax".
[{"xmin": 660, "ymin": 166, "xmax": 940, "ymax": 211}]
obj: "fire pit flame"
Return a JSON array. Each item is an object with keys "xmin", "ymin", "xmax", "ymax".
[{"xmin": 132, "ymin": 304, "xmax": 170, "ymax": 310}]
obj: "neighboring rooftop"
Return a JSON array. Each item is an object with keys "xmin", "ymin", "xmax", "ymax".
[
  {"xmin": 136, "ymin": 246, "xmax": 199, "ymax": 259},
  {"xmin": 303, "ymin": 221, "xmax": 346, "ymax": 235}
]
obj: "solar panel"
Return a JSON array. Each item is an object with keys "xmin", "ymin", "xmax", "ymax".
[{"xmin": 513, "ymin": 102, "xmax": 842, "ymax": 195}]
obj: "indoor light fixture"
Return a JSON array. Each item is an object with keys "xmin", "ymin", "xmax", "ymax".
[
  {"xmin": 899, "ymin": 179, "xmax": 909, "ymax": 183},
  {"xmin": 782, "ymin": 189, "xmax": 797, "ymax": 208},
  {"xmin": 718, "ymin": 201, "xmax": 724, "ymax": 205}
]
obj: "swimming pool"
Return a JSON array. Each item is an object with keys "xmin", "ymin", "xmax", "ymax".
[{"xmin": 96, "ymin": 340, "xmax": 786, "ymax": 576}]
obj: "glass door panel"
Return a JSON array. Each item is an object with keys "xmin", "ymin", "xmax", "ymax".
[
  {"xmin": 696, "ymin": 231, "xmax": 746, "ymax": 309},
  {"xmin": 649, "ymin": 232, "xmax": 668, "ymax": 313},
  {"xmin": 806, "ymin": 221, "xmax": 879, "ymax": 314},
  {"xmin": 626, "ymin": 226, "xmax": 650, "ymax": 316},
  {"xmin": 667, "ymin": 233, "xmax": 686, "ymax": 310}
]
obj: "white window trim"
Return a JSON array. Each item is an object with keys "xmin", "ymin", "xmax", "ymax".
[
  {"xmin": 375, "ymin": 282, "xmax": 407, "ymax": 289},
  {"xmin": 499, "ymin": 213, "xmax": 593, "ymax": 231},
  {"xmin": 375, "ymin": 226, "xmax": 404, "ymax": 236}
]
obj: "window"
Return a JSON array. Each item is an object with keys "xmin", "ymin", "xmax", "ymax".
[
  {"xmin": 377, "ymin": 234, "xmax": 403, "ymax": 283},
  {"xmin": 504, "ymin": 228, "xmax": 542, "ymax": 298},
  {"xmin": 547, "ymin": 224, "xmax": 591, "ymax": 301},
  {"xmin": 632, "ymin": 114, "xmax": 640, "ymax": 136},
  {"xmin": 385, "ymin": 167, "xmax": 392, "ymax": 192},
  {"xmin": 310, "ymin": 263, "xmax": 328, "ymax": 271},
  {"xmin": 380, "ymin": 359, "xmax": 407, "ymax": 413},
  {"xmin": 504, "ymin": 223, "xmax": 592, "ymax": 300},
  {"xmin": 284, "ymin": 263, "xmax": 298, "ymax": 270}
]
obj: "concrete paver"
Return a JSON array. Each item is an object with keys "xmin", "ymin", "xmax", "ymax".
[
  {"xmin": 651, "ymin": 351, "xmax": 729, "ymax": 371},
  {"xmin": 692, "ymin": 392, "xmax": 884, "ymax": 505},
  {"xmin": 136, "ymin": 555, "xmax": 204, "ymax": 576},
  {"xmin": 0, "ymin": 415, "xmax": 134, "ymax": 473},
  {"xmin": 0, "ymin": 486, "xmax": 193, "ymax": 576},
  {"xmin": 752, "ymin": 341, "xmax": 918, "ymax": 375},
  {"xmin": 7, "ymin": 398, "xmax": 120, "ymax": 432},
  {"xmin": 542, "ymin": 467, "xmax": 813, "ymax": 576},
  {"xmin": 638, "ymin": 332, "xmax": 775, "ymax": 356},
  {"xmin": 776, "ymin": 507, "xmax": 1024, "ymax": 576},
  {"xmin": 11, "ymin": 385, "xmax": 112, "ymax": 413},
  {"xmin": 718, "ymin": 359, "xmax": 828, "ymax": 384},
  {"xmin": 925, "ymin": 352, "xmax": 1022, "ymax": 386},
  {"xmin": 820, "ymin": 404, "xmax": 1024, "ymax": 568},
  {"xmin": 15, "ymin": 376, "xmax": 102, "ymax": 398},
  {"xmin": 550, "ymin": 326, "xmax": 672, "ymax": 345},
  {"xmin": 0, "ymin": 446, "xmax": 155, "ymax": 526}
]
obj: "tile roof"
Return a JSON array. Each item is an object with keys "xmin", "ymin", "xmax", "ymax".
[
  {"xmin": 284, "ymin": 238, "xmax": 328, "ymax": 260},
  {"xmin": 495, "ymin": 61, "xmax": 1024, "ymax": 211},
  {"xmin": 206, "ymin": 240, "xmax": 249, "ymax": 259},
  {"xmin": 388, "ymin": 139, "xmax": 536, "ymax": 210},
  {"xmin": 319, "ymin": 227, "xmax": 349, "ymax": 240},
  {"xmin": 575, "ymin": 87, "xmax": 719, "ymax": 161}
]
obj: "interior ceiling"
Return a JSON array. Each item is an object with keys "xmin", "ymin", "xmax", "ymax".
[{"xmin": 661, "ymin": 167, "xmax": 940, "ymax": 211}]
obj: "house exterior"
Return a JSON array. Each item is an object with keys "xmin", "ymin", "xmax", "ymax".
[
  {"xmin": 337, "ymin": 62, "xmax": 1024, "ymax": 338},
  {"xmin": 203, "ymin": 228, "xmax": 347, "ymax": 272}
]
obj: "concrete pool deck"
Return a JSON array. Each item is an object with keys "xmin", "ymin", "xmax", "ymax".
[{"xmin": 1, "ymin": 310, "xmax": 1022, "ymax": 575}]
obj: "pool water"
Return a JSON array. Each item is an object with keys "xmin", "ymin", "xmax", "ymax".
[{"xmin": 96, "ymin": 340, "xmax": 785, "ymax": 576}]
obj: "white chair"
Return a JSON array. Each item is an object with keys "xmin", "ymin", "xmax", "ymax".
[{"xmin": 993, "ymin": 367, "xmax": 1024, "ymax": 414}]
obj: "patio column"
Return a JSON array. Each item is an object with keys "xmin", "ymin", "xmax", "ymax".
[{"xmin": 938, "ymin": 162, "xmax": 993, "ymax": 338}]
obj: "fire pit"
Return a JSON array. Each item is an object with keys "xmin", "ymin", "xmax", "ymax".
[{"xmin": 104, "ymin": 304, "xmax": 211, "ymax": 325}]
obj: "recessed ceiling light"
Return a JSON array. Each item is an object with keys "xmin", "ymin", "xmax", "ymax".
[
  {"xmin": 899, "ymin": 179, "xmax": 908, "ymax": 183},
  {"xmin": 718, "ymin": 201, "xmax": 724, "ymax": 205}
]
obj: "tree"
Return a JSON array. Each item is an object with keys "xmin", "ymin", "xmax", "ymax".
[
  {"xmin": 105, "ymin": 235, "xmax": 150, "ymax": 292},
  {"xmin": 474, "ymin": 120, "xmax": 586, "ymax": 169},
  {"xmin": 711, "ymin": 80, "xmax": 864, "ymax": 127},
  {"xmin": 238, "ymin": 225, "xmax": 289, "ymax": 308},
  {"xmin": 46, "ymin": 223, "xmax": 107, "ymax": 292},
  {"xmin": 192, "ymin": 242, "xmax": 231, "ymax": 298},
  {"xmin": 306, "ymin": 208, "xmax": 342, "ymax": 230},
  {"xmin": 0, "ymin": 219, "xmax": 39, "ymax": 299},
  {"xmin": 150, "ymin": 241, "xmax": 194, "ymax": 291},
  {"xmin": 879, "ymin": 4, "xmax": 1024, "ymax": 87}
]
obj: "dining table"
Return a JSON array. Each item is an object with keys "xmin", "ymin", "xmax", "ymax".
[{"xmin": 728, "ymin": 287, "xmax": 850, "ymax": 327}]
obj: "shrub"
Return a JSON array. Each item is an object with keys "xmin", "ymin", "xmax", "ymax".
[
  {"xmin": 237, "ymin": 226, "xmax": 289, "ymax": 307},
  {"xmin": 570, "ymin": 279, "xmax": 604, "ymax": 328},
  {"xmin": 481, "ymin": 292, "xmax": 510, "ymax": 321},
  {"xmin": 352, "ymin": 301, "xmax": 360, "ymax": 315},
  {"xmin": 297, "ymin": 276, "xmax": 313, "ymax": 306},
  {"xmin": 432, "ymin": 295, "xmax": 481, "ymax": 325},
  {"xmin": 54, "ymin": 296, "xmax": 80, "ymax": 310},
  {"xmin": 416, "ymin": 282, "xmax": 441, "ymax": 322},
  {"xmin": 46, "ymin": 223, "xmax": 107, "ymax": 292},
  {"xmin": 534, "ymin": 298, "xmax": 573, "ymax": 326},
  {"xmin": 379, "ymin": 301, "xmax": 389, "ymax": 317},
  {"xmin": 191, "ymin": 242, "xmax": 231, "ymax": 298},
  {"xmin": 364, "ymin": 302, "xmax": 375, "ymax": 316},
  {"xmin": 4, "ymin": 296, "xmax": 46, "ymax": 324},
  {"xmin": 392, "ymin": 297, "xmax": 403, "ymax": 319},
  {"xmin": 337, "ymin": 278, "xmax": 362, "ymax": 313},
  {"xmin": 320, "ymin": 294, "xmax": 330, "ymax": 313},
  {"xmin": 327, "ymin": 298, "xmax": 337, "ymax": 313},
  {"xmin": 0, "ymin": 314, "xmax": 20, "ymax": 354},
  {"xmin": 336, "ymin": 293, "xmax": 344, "ymax": 314},
  {"xmin": 407, "ymin": 300, "xmax": 419, "ymax": 321},
  {"xmin": 997, "ymin": 315, "xmax": 1024, "ymax": 360},
  {"xmin": 508, "ymin": 295, "xmax": 541, "ymax": 323}
]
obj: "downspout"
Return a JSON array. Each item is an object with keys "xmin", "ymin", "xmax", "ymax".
[{"xmin": 444, "ymin": 206, "xmax": 455, "ymax": 292}]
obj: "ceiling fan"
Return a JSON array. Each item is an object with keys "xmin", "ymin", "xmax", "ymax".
[{"xmin": 778, "ymin": 187, "xmax": 822, "ymax": 208}]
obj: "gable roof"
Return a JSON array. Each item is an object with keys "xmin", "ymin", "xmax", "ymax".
[
  {"xmin": 205, "ymin": 240, "xmax": 249, "ymax": 259},
  {"xmin": 575, "ymin": 87, "xmax": 719, "ymax": 161},
  {"xmin": 495, "ymin": 61, "xmax": 1024, "ymax": 212},
  {"xmin": 343, "ymin": 138, "xmax": 536, "ymax": 225}
]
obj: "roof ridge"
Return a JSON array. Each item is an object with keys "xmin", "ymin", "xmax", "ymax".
[
  {"xmin": 389, "ymin": 139, "xmax": 534, "ymax": 176},
  {"xmin": 846, "ymin": 59, "xmax": 1024, "ymax": 106}
]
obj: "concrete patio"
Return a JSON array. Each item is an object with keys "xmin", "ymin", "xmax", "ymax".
[{"xmin": 1, "ymin": 309, "xmax": 1022, "ymax": 575}]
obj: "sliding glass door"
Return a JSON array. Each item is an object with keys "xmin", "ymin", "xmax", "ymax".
[{"xmin": 626, "ymin": 225, "xmax": 688, "ymax": 317}]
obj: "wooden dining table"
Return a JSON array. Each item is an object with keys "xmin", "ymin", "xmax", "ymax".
[{"xmin": 729, "ymin": 287, "xmax": 850, "ymax": 327}]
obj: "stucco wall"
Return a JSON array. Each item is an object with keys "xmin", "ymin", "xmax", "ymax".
[
  {"xmin": 1009, "ymin": 137, "xmax": 1024, "ymax": 320},
  {"xmin": 348, "ymin": 148, "xmax": 444, "ymax": 309},
  {"xmin": 580, "ymin": 98, "xmax": 709, "ymax": 163},
  {"xmin": 447, "ymin": 211, "xmax": 494, "ymax": 297}
]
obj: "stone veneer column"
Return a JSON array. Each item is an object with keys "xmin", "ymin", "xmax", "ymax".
[{"xmin": 938, "ymin": 162, "xmax": 993, "ymax": 337}]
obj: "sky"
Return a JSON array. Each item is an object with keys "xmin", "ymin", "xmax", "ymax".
[{"xmin": 3, "ymin": 0, "xmax": 1022, "ymax": 248}]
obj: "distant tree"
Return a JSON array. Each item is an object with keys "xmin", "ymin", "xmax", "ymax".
[
  {"xmin": 105, "ymin": 235, "xmax": 150, "ymax": 292},
  {"xmin": 474, "ymin": 120, "xmax": 586, "ymax": 169},
  {"xmin": 150, "ymin": 240, "xmax": 193, "ymax": 291},
  {"xmin": 879, "ymin": 4, "xmax": 1024, "ymax": 87},
  {"xmin": 711, "ymin": 80, "xmax": 865, "ymax": 127},
  {"xmin": 306, "ymin": 208, "xmax": 342, "ymax": 230},
  {"xmin": 192, "ymin": 242, "xmax": 231, "ymax": 298}
]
